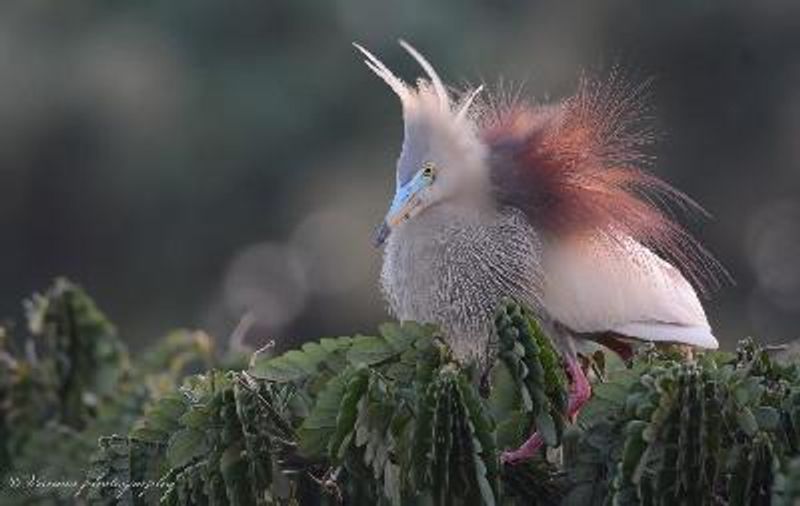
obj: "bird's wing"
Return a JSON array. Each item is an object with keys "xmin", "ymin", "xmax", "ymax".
[
  {"xmin": 481, "ymin": 75, "xmax": 724, "ymax": 348},
  {"xmin": 542, "ymin": 234, "xmax": 718, "ymax": 349},
  {"xmin": 480, "ymin": 73, "xmax": 725, "ymax": 296},
  {"xmin": 479, "ymin": 72, "xmax": 725, "ymax": 347}
]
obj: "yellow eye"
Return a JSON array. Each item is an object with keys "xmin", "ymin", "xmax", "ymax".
[{"xmin": 422, "ymin": 162, "xmax": 436, "ymax": 180}]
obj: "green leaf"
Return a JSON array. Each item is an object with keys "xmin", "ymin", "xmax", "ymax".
[
  {"xmin": 320, "ymin": 336, "xmax": 353, "ymax": 353},
  {"xmin": 379, "ymin": 322, "xmax": 418, "ymax": 351},
  {"xmin": 298, "ymin": 369, "xmax": 352, "ymax": 457},
  {"xmin": 298, "ymin": 341, "xmax": 328, "ymax": 365},
  {"xmin": 129, "ymin": 427, "xmax": 169, "ymax": 443},
  {"xmin": 250, "ymin": 349, "xmax": 313, "ymax": 382},
  {"xmin": 732, "ymin": 377, "xmax": 763, "ymax": 405},
  {"xmin": 329, "ymin": 368, "xmax": 369, "ymax": 460},
  {"xmin": 220, "ymin": 442, "xmax": 252, "ymax": 506},
  {"xmin": 495, "ymin": 412, "xmax": 527, "ymax": 449},
  {"xmin": 250, "ymin": 335, "xmax": 355, "ymax": 382},
  {"xmin": 346, "ymin": 335, "xmax": 397, "ymax": 366},
  {"xmin": 535, "ymin": 411, "xmax": 558, "ymax": 447},
  {"xmin": 179, "ymin": 405, "xmax": 213, "ymax": 430},
  {"xmin": 736, "ymin": 407, "xmax": 759, "ymax": 436},
  {"xmin": 166, "ymin": 429, "xmax": 207, "ymax": 468},
  {"xmin": 487, "ymin": 361, "xmax": 520, "ymax": 417},
  {"xmin": 620, "ymin": 420, "xmax": 648, "ymax": 481},
  {"xmin": 755, "ymin": 406, "xmax": 780, "ymax": 431}
]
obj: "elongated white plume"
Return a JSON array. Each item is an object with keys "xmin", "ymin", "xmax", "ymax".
[
  {"xmin": 399, "ymin": 39, "xmax": 450, "ymax": 111},
  {"xmin": 353, "ymin": 43, "xmax": 410, "ymax": 104},
  {"xmin": 354, "ymin": 41, "xmax": 486, "ymax": 185},
  {"xmin": 456, "ymin": 85, "xmax": 484, "ymax": 122}
]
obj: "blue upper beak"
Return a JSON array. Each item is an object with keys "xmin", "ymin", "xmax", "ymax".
[{"xmin": 373, "ymin": 171, "xmax": 429, "ymax": 247}]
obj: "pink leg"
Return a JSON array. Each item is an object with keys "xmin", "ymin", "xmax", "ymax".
[
  {"xmin": 500, "ymin": 356, "xmax": 592, "ymax": 465},
  {"xmin": 565, "ymin": 356, "xmax": 592, "ymax": 421}
]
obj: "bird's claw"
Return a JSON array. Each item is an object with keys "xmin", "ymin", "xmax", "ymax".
[
  {"xmin": 500, "ymin": 433, "xmax": 544, "ymax": 466},
  {"xmin": 500, "ymin": 450, "xmax": 524, "ymax": 466}
]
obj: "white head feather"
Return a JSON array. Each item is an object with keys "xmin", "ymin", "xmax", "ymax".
[{"xmin": 354, "ymin": 40, "xmax": 488, "ymax": 215}]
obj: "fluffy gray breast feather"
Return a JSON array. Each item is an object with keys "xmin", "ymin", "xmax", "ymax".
[{"xmin": 380, "ymin": 207, "xmax": 543, "ymax": 364}]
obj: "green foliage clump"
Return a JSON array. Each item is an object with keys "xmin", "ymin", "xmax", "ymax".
[
  {"xmin": 0, "ymin": 279, "xmax": 229, "ymax": 505},
  {"xmin": 491, "ymin": 301, "xmax": 568, "ymax": 450},
  {"xmin": 0, "ymin": 279, "xmax": 131, "ymax": 504},
  {"xmin": 77, "ymin": 307, "xmax": 563, "ymax": 505},
  {"xmin": 253, "ymin": 320, "xmax": 505, "ymax": 504},
  {"xmin": 83, "ymin": 371, "xmax": 305, "ymax": 505},
  {"xmin": 564, "ymin": 339, "xmax": 800, "ymax": 506},
  {"xmin": 6, "ymin": 282, "xmax": 800, "ymax": 505}
]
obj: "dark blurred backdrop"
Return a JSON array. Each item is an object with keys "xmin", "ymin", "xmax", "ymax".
[{"xmin": 1, "ymin": 1, "xmax": 799, "ymax": 351}]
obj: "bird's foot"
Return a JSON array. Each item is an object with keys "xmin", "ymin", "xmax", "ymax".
[
  {"xmin": 500, "ymin": 433, "xmax": 543, "ymax": 465},
  {"xmin": 501, "ymin": 356, "xmax": 593, "ymax": 465}
]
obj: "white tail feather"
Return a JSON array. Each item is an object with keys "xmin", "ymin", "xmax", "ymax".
[{"xmin": 613, "ymin": 322, "xmax": 719, "ymax": 349}]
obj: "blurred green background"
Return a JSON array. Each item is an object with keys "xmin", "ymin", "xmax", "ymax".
[{"xmin": 1, "ymin": 1, "xmax": 798, "ymax": 351}]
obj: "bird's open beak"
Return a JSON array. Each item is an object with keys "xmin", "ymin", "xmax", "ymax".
[{"xmin": 373, "ymin": 174, "xmax": 427, "ymax": 247}]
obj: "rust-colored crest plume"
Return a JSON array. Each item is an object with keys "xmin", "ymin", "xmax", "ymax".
[{"xmin": 480, "ymin": 72, "xmax": 726, "ymax": 293}]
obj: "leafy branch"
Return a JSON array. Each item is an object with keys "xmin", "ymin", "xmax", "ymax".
[{"xmin": 4, "ymin": 280, "xmax": 800, "ymax": 505}]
